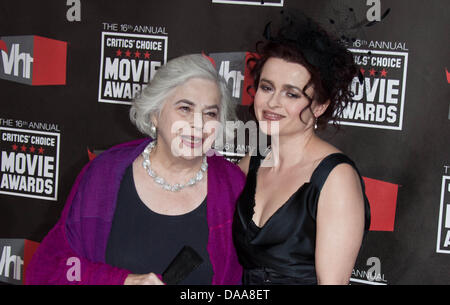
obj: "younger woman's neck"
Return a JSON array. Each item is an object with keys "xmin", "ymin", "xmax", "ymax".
[{"xmin": 265, "ymin": 129, "xmax": 316, "ymax": 171}]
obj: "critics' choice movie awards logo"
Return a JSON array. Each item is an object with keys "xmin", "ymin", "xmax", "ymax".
[
  {"xmin": 437, "ymin": 171, "xmax": 450, "ymax": 254},
  {"xmin": 340, "ymin": 48, "xmax": 409, "ymax": 130},
  {"xmin": 98, "ymin": 31, "xmax": 168, "ymax": 105},
  {"xmin": 0, "ymin": 35, "xmax": 67, "ymax": 86},
  {"xmin": 212, "ymin": 0, "xmax": 283, "ymax": 6},
  {"xmin": 0, "ymin": 126, "xmax": 60, "ymax": 201}
]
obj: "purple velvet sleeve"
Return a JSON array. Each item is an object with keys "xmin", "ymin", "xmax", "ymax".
[
  {"xmin": 25, "ymin": 221, "xmax": 131, "ymax": 285},
  {"xmin": 25, "ymin": 162, "xmax": 131, "ymax": 285}
]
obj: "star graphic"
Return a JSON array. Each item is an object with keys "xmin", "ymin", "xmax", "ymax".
[
  {"xmin": 29, "ymin": 145, "xmax": 36, "ymax": 153},
  {"xmin": 144, "ymin": 51, "xmax": 150, "ymax": 59},
  {"xmin": 380, "ymin": 69, "xmax": 388, "ymax": 77},
  {"xmin": 360, "ymin": 68, "xmax": 365, "ymax": 75},
  {"xmin": 134, "ymin": 50, "xmax": 141, "ymax": 58},
  {"xmin": 12, "ymin": 144, "xmax": 18, "ymax": 151},
  {"xmin": 125, "ymin": 50, "xmax": 131, "ymax": 57},
  {"xmin": 369, "ymin": 68, "xmax": 377, "ymax": 76},
  {"xmin": 21, "ymin": 145, "xmax": 27, "ymax": 152},
  {"xmin": 116, "ymin": 49, "xmax": 122, "ymax": 57},
  {"xmin": 38, "ymin": 147, "xmax": 45, "ymax": 154}
]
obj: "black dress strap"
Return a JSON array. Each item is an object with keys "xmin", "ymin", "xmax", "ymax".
[
  {"xmin": 309, "ymin": 153, "xmax": 371, "ymax": 231},
  {"xmin": 309, "ymin": 153, "xmax": 358, "ymax": 192}
]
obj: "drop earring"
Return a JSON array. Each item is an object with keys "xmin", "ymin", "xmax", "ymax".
[{"xmin": 150, "ymin": 124, "xmax": 157, "ymax": 138}]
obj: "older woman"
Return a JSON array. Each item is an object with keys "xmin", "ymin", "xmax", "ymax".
[
  {"xmin": 232, "ymin": 12, "xmax": 371, "ymax": 285},
  {"xmin": 26, "ymin": 54, "xmax": 245, "ymax": 285}
]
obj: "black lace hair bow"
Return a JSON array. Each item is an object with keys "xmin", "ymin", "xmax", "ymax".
[{"xmin": 263, "ymin": 10, "xmax": 355, "ymax": 93}]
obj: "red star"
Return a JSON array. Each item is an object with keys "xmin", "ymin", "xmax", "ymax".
[
  {"xmin": 29, "ymin": 145, "xmax": 36, "ymax": 153},
  {"xmin": 38, "ymin": 147, "xmax": 45, "ymax": 154},
  {"xmin": 134, "ymin": 50, "xmax": 141, "ymax": 58},
  {"xmin": 20, "ymin": 145, "xmax": 27, "ymax": 152},
  {"xmin": 360, "ymin": 68, "xmax": 365, "ymax": 75},
  {"xmin": 116, "ymin": 49, "xmax": 122, "ymax": 57},
  {"xmin": 12, "ymin": 144, "xmax": 18, "ymax": 151},
  {"xmin": 144, "ymin": 51, "xmax": 150, "ymax": 59},
  {"xmin": 369, "ymin": 68, "xmax": 376, "ymax": 76},
  {"xmin": 380, "ymin": 68, "xmax": 387, "ymax": 77},
  {"xmin": 125, "ymin": 50, "xmax": 131, "ymax": 57}
]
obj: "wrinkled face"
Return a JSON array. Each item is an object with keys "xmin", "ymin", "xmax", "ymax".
[
  {"xmin": 254, "ymin": 57, "xmax": 324, "ymax": 137},
  {"xmin": 152, "ymin": 77, "xmax": 221, "ymax": 159}
]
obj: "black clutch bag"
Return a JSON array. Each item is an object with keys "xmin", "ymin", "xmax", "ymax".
[{"xmin": 162, "ymin": 245, "xmax": 204, "ymax": 285}]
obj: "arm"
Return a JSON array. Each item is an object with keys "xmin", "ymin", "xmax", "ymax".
[
  {"xmin": 26, "ymin": 140, "xmax": 165, "ymax": 285},
  {"xmin": 314, "ymin": 163, "xmax": 365, "ymax": 285},
  {"xmin": 25, "ymin": 220, "xmax": 132, "ymax": 285},
  {"xmin": 25, "ymin": 165, "xmax": 165, "ymax": 285},
  {"xmin": 26, "ymin": 193, "xmax": 164, "ymax": 284},
  {"xmin": 25, "ymin": 162, "xmax": 133, "ymax": 285}
]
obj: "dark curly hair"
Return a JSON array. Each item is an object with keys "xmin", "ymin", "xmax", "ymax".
[{"xmin": 248, "ymin": 10, "xmax": 357, "ymax": 130}]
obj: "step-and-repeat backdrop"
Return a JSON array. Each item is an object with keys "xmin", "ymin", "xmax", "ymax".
[{"xmin": 0, "ymin": 0, "xmax": 449, "ymax": 285}]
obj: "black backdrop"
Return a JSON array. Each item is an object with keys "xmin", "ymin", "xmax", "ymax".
[{"xmin": 0, "ymin": 0, "xmax": 449, "ymax": 285}]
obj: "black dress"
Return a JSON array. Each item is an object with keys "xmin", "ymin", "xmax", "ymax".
[{"xmin": 232, "ymin": 153, "xmax": 371, "ymax": 285}]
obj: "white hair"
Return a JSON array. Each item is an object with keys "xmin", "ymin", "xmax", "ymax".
[{"xmin": 129, "ymin": 54, "xmax": 236, "ymax": 141}]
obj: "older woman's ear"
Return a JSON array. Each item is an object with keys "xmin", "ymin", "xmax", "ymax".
[{"xmin": 150, "ymin": 114, "xmax": 158, "ymax": 128}]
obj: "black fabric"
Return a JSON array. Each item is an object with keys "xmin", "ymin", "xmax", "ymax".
[
  {"xmin": 233, "ymin": 153, "xmax": 371, "ymax": 285},
  {"xmin": 105, "ymin": 165, "xmax": 213, "ymax": 285}
]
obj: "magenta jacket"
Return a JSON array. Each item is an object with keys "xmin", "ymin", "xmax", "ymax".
[{"xmin": 25, "ymin": 138, "xmax": 245, "ymax": 285}]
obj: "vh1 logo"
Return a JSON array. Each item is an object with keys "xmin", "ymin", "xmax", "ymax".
[
  {"xmin": 0, "ymin": 35, "xmax": 67, "ymax": 86},
  {"xmin": 207, "ymin": 52, "xmax": 256, "ymax": 106},
  {"xmin": 0, "ymin": 239, "xmax": 40, "ymax": 285}
]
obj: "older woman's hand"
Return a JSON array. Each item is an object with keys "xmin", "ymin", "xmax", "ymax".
[{"xmin": 124, "ymin": 272, "xmax": 165, "ymax": 285}]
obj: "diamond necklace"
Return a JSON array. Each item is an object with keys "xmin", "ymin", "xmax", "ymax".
[{"xmin": 141, "ymin": 141, "xmax": 208, "ymax": 192}]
